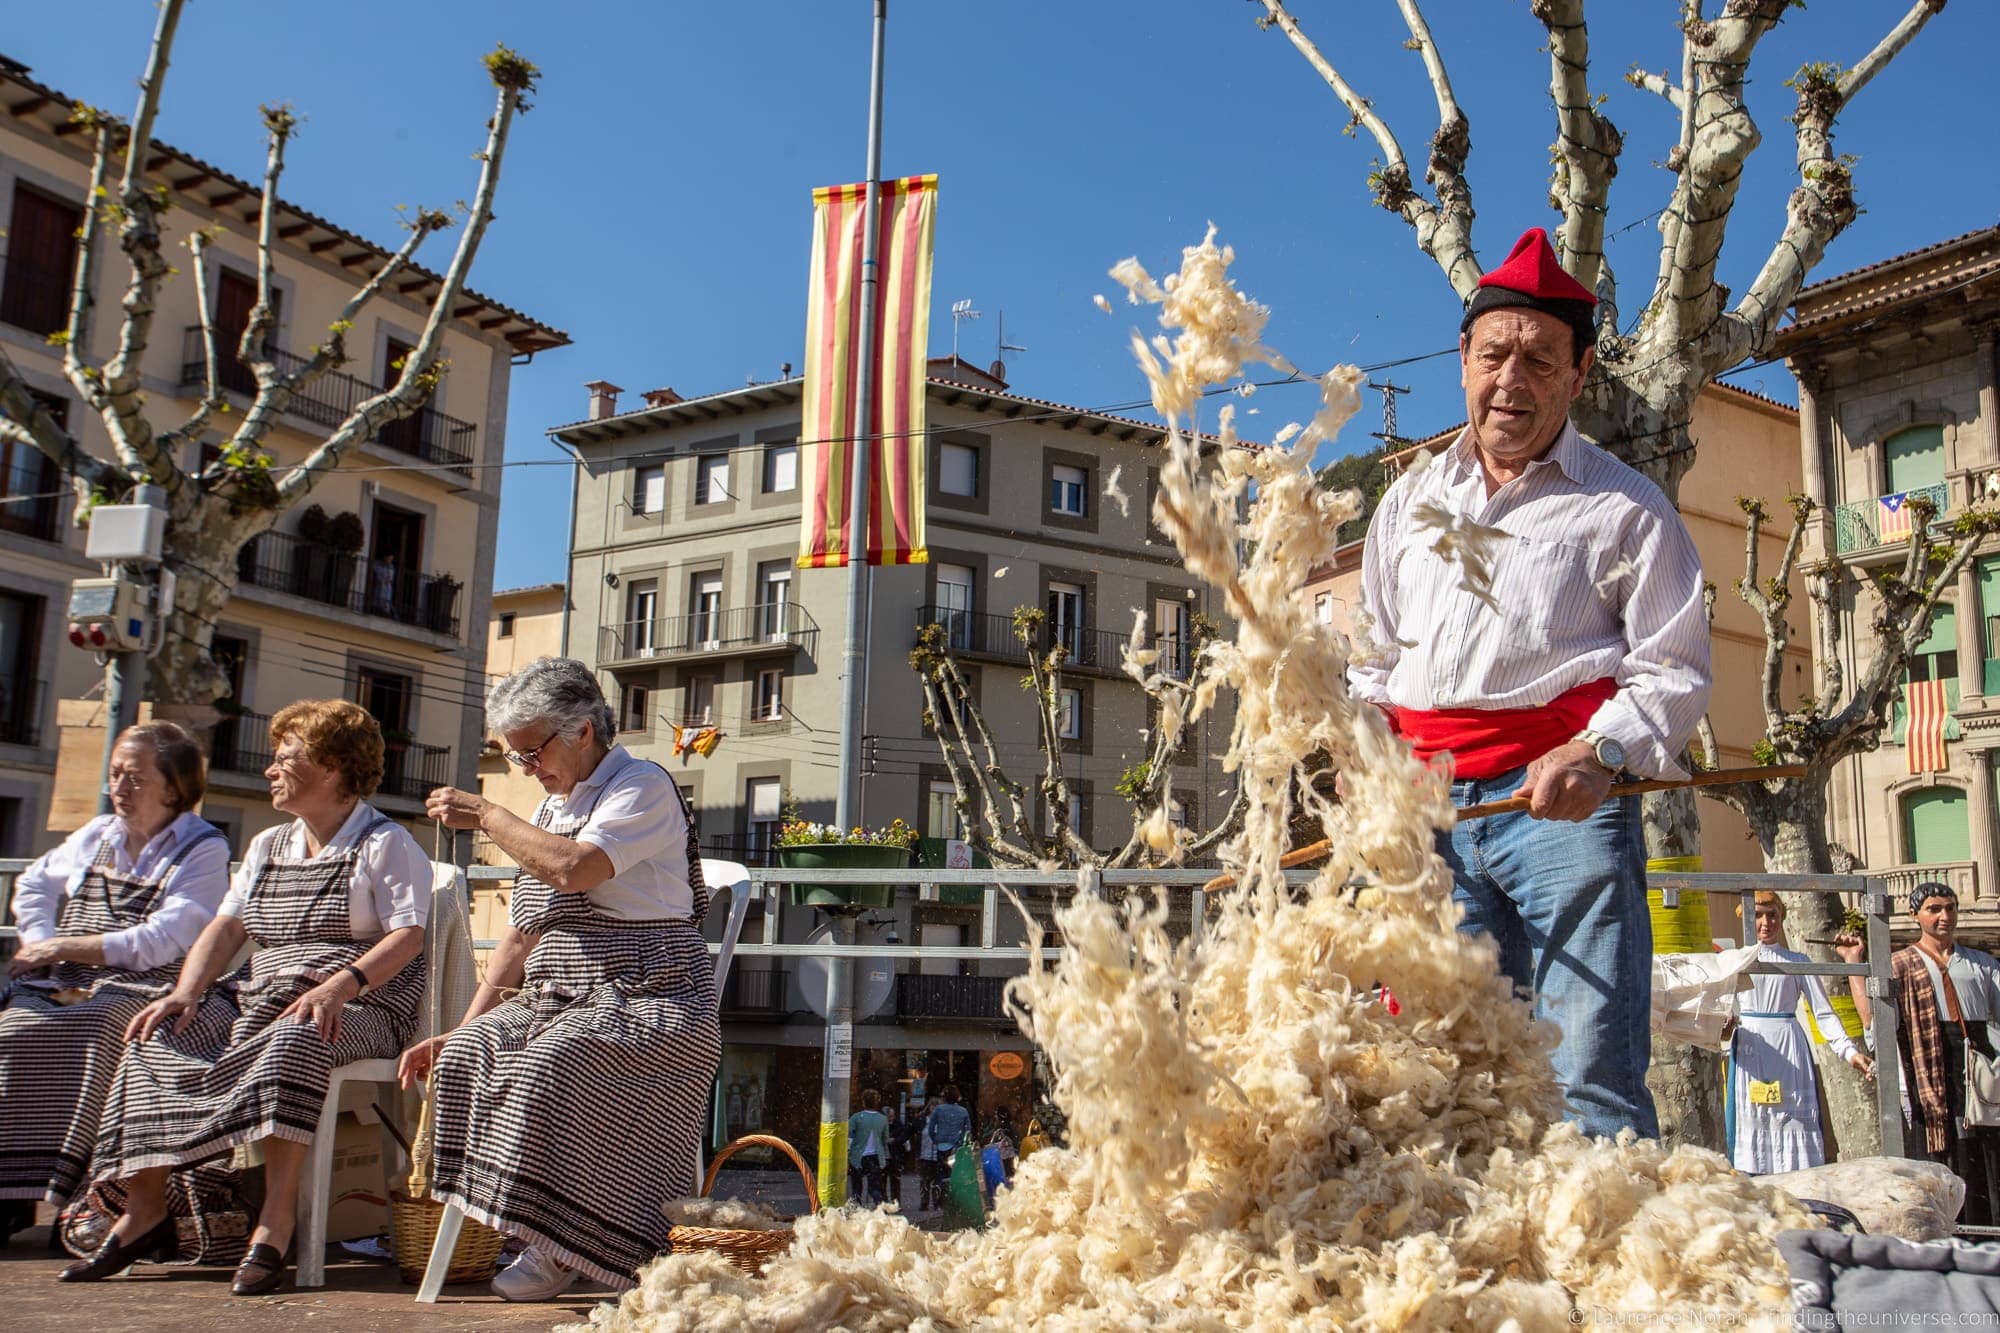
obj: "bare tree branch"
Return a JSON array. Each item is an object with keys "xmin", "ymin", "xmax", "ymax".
[
  {"xmin": 1731, "ymin": 1, "xmax": 1946, "ymax": 358},
  {"xmin": 1536, "ymin": 0, "xmax": 1622, "ymax": 300},
  {"xmin": 156, "ymin": 228, "xmax": 224, "ymax": 463},
  {"xmin": 0, "ymin": 350, "xmax": 112, "ymax": 489},
  {"xmin": 1627, "ymin": 68, "xmax": 1687, "ymax": 112},
  {"xmin": 1253, "ymin": 0, "xmax": 1481, "ymax": 299}
]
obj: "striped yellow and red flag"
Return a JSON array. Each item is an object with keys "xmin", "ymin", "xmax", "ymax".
[
  {"xmin": 798, "ymin": 174, "xmax": 937, "ymax": 568},
  {"xmin": 1906, "ymin": 676, "xmax": 1951, "ymax": 774}
]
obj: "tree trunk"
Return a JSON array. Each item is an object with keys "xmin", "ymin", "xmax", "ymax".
[
  {"xmin": 1756, "ymin": 783, "xmax": 1881, "ymax": 1159},
  {"xmin": 1642, "ymin": 784, "xmax": 1727, "ymax": 1152}
]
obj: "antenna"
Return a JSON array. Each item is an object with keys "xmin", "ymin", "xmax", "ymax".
[
  {"xmin": 1367, "ymin": 380, "xmax": 1411, "ymax": 446},
  {"xmin": 997, "ymin": 310, "xmax": 1027, "ymax": 360},
  {"xmin": 950, "ymin": 299, "xmax": 981, "ymax": 361}
]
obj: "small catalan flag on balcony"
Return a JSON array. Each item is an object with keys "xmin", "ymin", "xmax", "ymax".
[
  {"xmin": 1878, "ymin": 491, "xmax": 1913, "ymax": 544},
  {"xmin": 1906, "ymin": 676, "xmax": 1951, "ymax": 774}
]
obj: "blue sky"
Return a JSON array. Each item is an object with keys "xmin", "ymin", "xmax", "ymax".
[{"xmin": 14, "ymin": 2, "xmax": 1999, "ymax": 590}]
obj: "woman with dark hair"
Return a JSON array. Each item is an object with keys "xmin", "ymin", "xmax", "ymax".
[
  {"xmin": 401, "ymin": 656, "xmax": 718, "ymax": 1300},
  {"xmin": 1, "ymin": 722, "xmax": 229, "ymax": 1234},
  {"xmin": 72, "ymin": 700, "xmax": 431, "ymax": 1295}
]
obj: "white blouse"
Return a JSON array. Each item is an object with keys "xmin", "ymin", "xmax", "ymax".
[
  {"xmin": 218, "ymin": 803, "xmax": 432, "ymax": 938},
  {"xmin": 539, "ymin": 745, "xmax": 696, "ymax": 920},
  {"xmin": 10, "ymin": 812, "xmax": 231, "ymax": 973}
]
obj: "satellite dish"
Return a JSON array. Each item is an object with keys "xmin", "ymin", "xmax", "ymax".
[{"xmin": 800, "ymin": 919, "xmax": 897, "ymax": 1020}]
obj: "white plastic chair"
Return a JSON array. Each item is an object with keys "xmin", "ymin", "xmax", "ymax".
[
  {"xmin": 415, "ymin": 858, "xmax": 752, "ymax": 1302},
  {"xmin": 294, "ymin": 862, "xmax": 476, "ymax": 1289}
]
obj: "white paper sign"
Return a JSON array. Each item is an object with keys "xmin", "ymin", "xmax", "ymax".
[{"xmin": 825, "ymin": 1022, "xmax": 853, "ymax": 1079}]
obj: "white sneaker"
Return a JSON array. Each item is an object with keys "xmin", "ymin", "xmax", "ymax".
[{"xmin": 491, "ymin": 1244, "xmax": 581, "ymax": 1302}]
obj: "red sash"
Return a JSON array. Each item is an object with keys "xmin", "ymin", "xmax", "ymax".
[{"xmin": 1389, "ymin": 677, "xmax": 1617, "ymax": 780}]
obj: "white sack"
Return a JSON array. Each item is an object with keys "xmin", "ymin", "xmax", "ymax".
[
  {"xmin": 1652, "ymin": 945, "xmax": 1763, "ymax": 1050},
  {"xmin": 1764, "ymin": 1157, "xmax": 1967, "ymax": 1242}
]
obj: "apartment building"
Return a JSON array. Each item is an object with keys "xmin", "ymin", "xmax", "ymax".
[
  {"xmin": 474, "ymin": 581, "xmax": 569, "ymax": 866},
  {"xmin": 552, "ymin": 356, "xmax": 1237, "ymax": 1143},
  {"xmin": 1776, "ymin": 225, "xmax": 2000, "ymax": 941},
  {"xmin": 1300, "ymin": 381, "xmax": 1807, "ymax": 930},
  {"xmin": 0, "ymin": 53, "xmax": 566, "ymax": 854}
]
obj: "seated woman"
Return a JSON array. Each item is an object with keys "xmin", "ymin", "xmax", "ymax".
[
  {"xmin": 70, "ymin": 700, "xmax": 430, "ymax": 1294},
  {"xmin": 1728, "ymin": 891, "xmax": 1873, "ymax": 1174},
  {"xmin": 1, "ymin": 723, "xmax": 229, "ymax": 1234},
  {"xmin": 401, "ymin": 656, "xmax": 719, "ymax": 1301}
]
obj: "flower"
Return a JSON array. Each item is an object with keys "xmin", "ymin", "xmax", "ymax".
[{"xmin": 775, "ymin": 815, "xmax": 918, "ymax": 850}]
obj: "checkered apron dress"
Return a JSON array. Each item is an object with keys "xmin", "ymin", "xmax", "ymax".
[
  {"xmin": 94, "ymin": 812, "xmax": 425, "ymax": 1178},
  {"xmin": 427, "ymin": 776, "xmax": 719, "ymax": 1288},
  {"xmin": 0, "ymin": 827, "xmax": 226, "ymax": 1203}
]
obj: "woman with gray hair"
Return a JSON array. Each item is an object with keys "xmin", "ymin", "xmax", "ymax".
[{"xmin": 401, "ymin": 656, "xmax": 719, "ymax": 1299}]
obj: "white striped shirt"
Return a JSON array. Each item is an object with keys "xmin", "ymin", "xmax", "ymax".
[{"xmin": 1350, "ymin": 420, "xmax": 1711, "ymax": 780}]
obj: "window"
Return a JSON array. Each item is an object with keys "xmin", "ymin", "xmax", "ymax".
[
  {"xmin": 1314, "ymin": 592, "xmax": 1335, "ymax": 625},
  {"xmin": 1048, "ymin": 581, "xmax": 1084, "ymax": 659},
  {"xmin": 1911, "ymin": 603, "xmax": 1958, "ymax": 685},
  {"xmin": 620, "ymin": 681, "xmax": 651, "ymax": 732},
  {"xmin": 687, "ymin": 674, "xmax": 717, "ymax": 725},
  {"xmin": 355, "ymin": 665, "xmax": 414, "ymax": 792},
  {"xmin": 633, "ymin": 463, "xmax": 666, "ymax": 515},
  {"xmin": 753, "ymin": 667, "xmax": 784, "ymax": 722},
  {"xmin": 625, "ymin": 579, "xmax": 659, "ymax": 655},
  {"xmin": 747, "ymin": 778, "xmax": 783, "ymax": 858},
  {"xmin": 1057, "ymin": 687, "xmax": 1082, "ymax": 741},
  {"xmin": 1168, "ymin": 798, "xmax": 1189, "ymax": 829},
  {"xmin": 762, "ymin": 441, "xmax": 797, "ymax": 494},
  {"xmin": 936, "ymin": 563, "xmax": 974, "ymax": 650},
  {"xmin": 1, "ymin": 184, "xmax": 83, "ymax": 336},
  {"xmin": 1155, "ymin": 598, "xmax": 1192, "ymax": 679},
  {"xmin": 757, "ymin": 562, "xmax": 792, "ymax": 640},
  {"xmin": 926, "ymin": 780, "xmax": 963, "ymax": 839},
  {"xmin": 1885, "ymin": 425, "xmax": 1945, "ymax": 497},
  {"xmin": 940, "ymin": 441, "xmax": 979, "ymax": 497},
  {"xmin": 1066, "ymin": 792, "xmax": 1085, "ymax": 836},
  {"xmin": 695, "ymin": 451, "xmax": 731, "ymax": 504},
  {"xmin": 497, "ymin": 612, "xmax": 516, "ymax": 639},
  {"xmin": 691, "ymin": 572, "xmax": 723, "ymax": 647},
  {"xmin": 0, "ymin": 390, "xmax": 62, "ymax": 541},
  {"xmin": 1050, "ymin": 463, "xmax": 1087, "ymax": 516},
  {"xmin": 378, "ymin": 334, "xmax": 424, "ymax": 455},
  {"xmin": 0, "ymin": 590, "xmax": 44, "ymax": 746},
  {"xmin": 1902, "ymin": 787, "xmax": 1970, "ymax": 865}
]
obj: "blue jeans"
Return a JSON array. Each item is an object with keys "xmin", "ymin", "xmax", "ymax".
[{"xmin": 1438, "ymin": 763, "xmax": 1659, "ymax": 1140}]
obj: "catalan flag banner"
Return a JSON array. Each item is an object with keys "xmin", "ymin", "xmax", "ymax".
[
  {"xmin": 1906, "ymin": 676, "xmax": 1951, "ymax": 774},
  {"xmin": 1878, "ymin": 491, "xmax": 1913, "ymax": 544},
  {"xmin": 798, "ymin": 174, "xmax": 936, "ymax": 569}
]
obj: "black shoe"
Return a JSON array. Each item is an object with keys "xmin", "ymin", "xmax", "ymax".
[
  {"xmin": 0, "ymin": 1200, "xmax": 34, "ymax": 1238},
  {"xmin": 56, "ymin": 1216, "xmax": 176, "ymax": 1282},
  {"xmin": 230, "ymin": 1242, "xmax": 288, "ymax": 1296}
]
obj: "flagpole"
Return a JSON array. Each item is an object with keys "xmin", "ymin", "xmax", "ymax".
[{"xmin": 819, "ymin": 0, "xmax": 888, "ymax": 1213}]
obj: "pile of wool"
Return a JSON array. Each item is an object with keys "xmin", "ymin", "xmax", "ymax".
[
  {"xmin": 661, "ymin": 1196, "xmax": 790, "ymax": 1231},
  {"xmin": 568, "ymin": 232, "xmax": 1812, "ymax": 1333}
]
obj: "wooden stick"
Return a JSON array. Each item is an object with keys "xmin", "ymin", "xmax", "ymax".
[{"xmin": 1200, "ymin": 764, "xmax": 1808, "ymax": 892}]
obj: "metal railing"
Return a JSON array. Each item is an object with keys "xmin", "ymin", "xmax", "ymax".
[
  {"xmin": 0, "ymin": 678, "xmax": 44, "ymax": 747},
  {"xmin": 236, "ymin": 529, "xmax": 462, "ymax": 637},
  {"xmin": 379, "ymin": 739, "xmax": 453, "ymax": 801},
  {"xmin": 915, "ymin": 604, "xmax": 1169, "ymax": 677},
  {"xmin": 0, "ymin": 861, "xmax": 1906, "ymax": 1159},
  {"xmin": 1834, "ymin": 481, "xmax": 1951, "ymax": 555},
  {"xmin": 720, "ymin": 966, "xmax": 788, "ymax": 1014},
  {"xmin": 896, "ymin": 972, "xmax": 1011, "ymax": 1022},
  {"xmin": 211, "ymin": 708, "xmax": 275, "ymax": 775},
  {"xmin": 179, "ymin": 326, "xmax": 476, "ymax": 472},
  {"xmin": 599, "ymin": 601, "xmax": 818, "ymax": 664}
]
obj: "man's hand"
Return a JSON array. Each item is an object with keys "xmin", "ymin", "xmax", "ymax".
[
  {"xmin": 1511, "ymin": 740, "xmax": 1614, "ymax": 821},
  {"xmin": 427, "ymin": 786, "xmax": 489, "ymax": 831},
  {"xmin": 1832, "ymin": 932, "xmax": 1866, "ymax": 965},
  {"xmin": 279, "ymin": 970, "xmax": 359, "ymax": 1044},
  {"xmin": 7, "ymin": 938, "xmax": 68, "ymax": 978}
]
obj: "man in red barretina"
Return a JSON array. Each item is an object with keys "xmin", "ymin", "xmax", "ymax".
[{"xmin": 1350, "ymin": 227, "xmax": 1712, "ymax": 1140}]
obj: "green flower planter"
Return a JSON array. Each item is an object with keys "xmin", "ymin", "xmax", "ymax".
[{"xmin": 777, "ymin": 843, "xmax": 912, "ymax": 909}]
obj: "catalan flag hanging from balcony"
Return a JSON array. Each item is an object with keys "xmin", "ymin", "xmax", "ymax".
[
  {"xmin": 1878, "ymin": 491, "xmax": 1913, "ymax": 544},
  {"xmin": 1906, "ymin": 676, "xmax": 1951, "ymax": 774},
  {"xmin": 798, "ymin": 174, "xmax": 937, "ymax": 569}
]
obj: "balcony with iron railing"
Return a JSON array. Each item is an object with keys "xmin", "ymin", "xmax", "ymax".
[
  {"xmin": 599, "ymin": 602, "xmax": 818, "ymax": 666},
  {"xmin": 211, "ymin": 708, "xmax": 275, "ymax": 776},
  {"xmin": 0, "ymin": 679, "xmax": 45, "ymax": 748},
  {"xmin": 698, "ymin": 834, "xmax": 775, "ymax": 869},
  {"xmin": 378, "ymin": 737, "xmax": 453, "ymax": 801},
  {"xmin": 1833, "ymin": 481, "xmax": 1951, "ymax": 555},
  {"xmin": 914, "ymin": 604, "xmax": 1194, "ymax": 679},
  {"xmin": 894, "ymin": 972, "xmax": 1013, "ymax": 1023},
  {"xmin": 179, "ymin": 326, "xmax": 476, "ymax": 472},
  {"xmin": 719, "ymin": 965, "xmax": 788, "ymax": 1016},
  {"xmin": 236, "ymin": 529, "xmax": 462, "ymax": 637}
]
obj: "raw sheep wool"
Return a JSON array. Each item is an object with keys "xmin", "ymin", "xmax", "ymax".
[{"xmin": 569, "ymin": 231, "xmax": 1812, "ymax": 1332}]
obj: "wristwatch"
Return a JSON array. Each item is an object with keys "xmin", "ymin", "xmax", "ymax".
[{"xmin": 1574, "ymin": 729, "xmax": 1625, "ymax": 774}]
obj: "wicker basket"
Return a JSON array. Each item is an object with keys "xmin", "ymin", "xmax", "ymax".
[
  {"xmin": 667, "ymin": 1133, "xmax": 819, "ymax": 1275},
  {"xmin": 389, "ymin": 1086, "xmax": 504, "ymax": 1285}
]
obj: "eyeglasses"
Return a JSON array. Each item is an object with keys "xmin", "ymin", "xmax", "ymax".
[{"xmin": 503, "ymin": 731, "xmax": 562, "ymax": 770}]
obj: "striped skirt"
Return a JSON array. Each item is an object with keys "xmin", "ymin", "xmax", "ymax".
[
  {"xmin": 0, "ymin": 980, "xmax": 162, "ymax": 1202},
  {"xmin": 427, "ymin": 924, "xmax": 719, "ymax": 1287},
  {"xmin": 94, "ymin": 956, "xmax": 420, "ymax": 1179}
]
